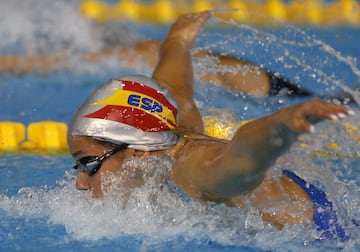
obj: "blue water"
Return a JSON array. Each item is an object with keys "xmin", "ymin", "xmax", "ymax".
[{"xmin": 1, "ymin": 1, "xmax": 360, "ymax": 251}]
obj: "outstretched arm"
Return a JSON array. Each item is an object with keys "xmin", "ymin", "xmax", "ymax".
[
  {"xmin": 0, "ymin": 54, "xmax": 68, "ymax": 75},
  {"xmin": 174, "ymin": 99, "xmax": 353, "ymax": 201}
]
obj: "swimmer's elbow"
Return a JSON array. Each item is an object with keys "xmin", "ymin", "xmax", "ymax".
[
  {"xmin": 201, "ymin": 174, "xmax": 265, "ymax": 203},
  {"xmin": 201, "ymin": 159, "xmax": 268, "ymax": 200}
]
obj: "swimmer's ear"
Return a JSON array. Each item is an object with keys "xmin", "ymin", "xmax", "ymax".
[
  {"xmin": 134, "ymin": 150, "xmax": 150, "ymax": 159},
  {"xmin": 125, "ymin": 148, "xmax": 150, "ymax": 159}
]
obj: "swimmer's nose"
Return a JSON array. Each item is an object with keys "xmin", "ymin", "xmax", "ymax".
[{"xmin": 75, "ymin": 172, "xmax": 91, "ymax": 190}]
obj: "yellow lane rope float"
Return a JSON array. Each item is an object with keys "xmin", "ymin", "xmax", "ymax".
[
  {"xmin": 79, "ymin": 0, "xmax": 360, "ymax": 26},
  {"xmin": 0, "ymin": 121, "xmax": 68, "ymax": 153},
  {"xmin": 0, "ymin": 119, "xmax": 358, "ymax": 158}
]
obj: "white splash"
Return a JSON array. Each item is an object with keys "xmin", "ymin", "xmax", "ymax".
[{"xmin": 0, "ymin": 0, "xmax": 100, "ymax": 54}]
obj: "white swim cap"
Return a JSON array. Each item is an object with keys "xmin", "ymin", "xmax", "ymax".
[{"xmin": 69, "ymin": 75, "xmax": 178, "ymax": 151}]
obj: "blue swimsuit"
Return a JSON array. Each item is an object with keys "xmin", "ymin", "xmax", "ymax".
[
  {"xmin": 282, "ymin": 170, "xmax": 349, "ymax": 241},
  {"xmin": 169, "ymin": 138, "xmax": 352, "ymax": 240}
]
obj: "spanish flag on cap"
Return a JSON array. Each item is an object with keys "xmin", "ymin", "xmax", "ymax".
[{"xmin": 68, "ymin": 75, "xmax": 179, "ymax": 151}]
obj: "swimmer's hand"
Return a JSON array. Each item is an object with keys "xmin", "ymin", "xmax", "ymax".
[
  {"xmin": 165, "ymin": 11, "xmax": 211, "ymax": 48},
  {"xmin": 275, "ymin": 98, "xmax": 354, "ymax": 133}
]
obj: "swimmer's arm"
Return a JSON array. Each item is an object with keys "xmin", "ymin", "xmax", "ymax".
[
  {"xmin": 0, "ymin": 40, "xmax": 161, "ymax": 75},
  {"xmin": 196, "ymin": 115, "xmax": 295, "ymax": 201},
  {"xmin": 177, "ymin": 99, "xmax": 352, "ymax": 201},
  {"xmin": 193, "ymin": 50, "xmax": 271, "ymax": 96},
  {"xmin": 171, "ymin": 116, "xmax": 294, "ymax": 202},
  {"xmin": 0, "ymin": 54, "xmax": 69, "ymax": 75}
]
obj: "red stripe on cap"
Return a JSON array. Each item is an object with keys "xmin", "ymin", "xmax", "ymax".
[{"xmin": 84, "ymin": 105, "xmax": 172, "ymax": 132}]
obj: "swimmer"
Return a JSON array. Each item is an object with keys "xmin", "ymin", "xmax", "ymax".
[
  {"xmin": 0, "ymin": 26, "xmax": 310, "ymax": 98},
  {"xmin": 68, "ymin": 11, "xmax": 354, "ymax": 240}
]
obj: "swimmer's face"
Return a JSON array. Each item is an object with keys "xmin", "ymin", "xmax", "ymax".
[{"xmin": 68, "ymin": 136, "xmax": 136, "ymax": 197}]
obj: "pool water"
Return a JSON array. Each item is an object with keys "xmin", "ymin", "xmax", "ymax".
[{"xmin": 1, "ymin": 1, "xmax": 359, "ymax": 251}]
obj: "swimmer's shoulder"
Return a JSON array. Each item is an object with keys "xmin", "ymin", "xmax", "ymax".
[{"xmin": 165, "ymin": 131, "xmax": 229, "ymax": 158}]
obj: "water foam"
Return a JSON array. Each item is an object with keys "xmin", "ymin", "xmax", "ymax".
[
  {"xmin": 0, "ymin": 0, "xmax": 100, "ymax": 54},
  {"xmin": 1, "ymin": 139, "xmax": 359, "ymax": 251}
]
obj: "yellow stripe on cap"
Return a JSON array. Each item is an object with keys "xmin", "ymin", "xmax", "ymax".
[{"xmin": 92, "ymin": 89, "xmax": 177, "ymax": 129}]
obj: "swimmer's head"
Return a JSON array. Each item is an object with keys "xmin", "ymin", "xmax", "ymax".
[{"xmin": 69, "ymin": 75, "xmax": 178, "ymax": 151}]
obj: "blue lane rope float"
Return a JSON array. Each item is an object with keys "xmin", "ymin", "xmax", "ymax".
[{"xmin": 79, "ymin": 0, "xmax": 360, "ymax": 26}]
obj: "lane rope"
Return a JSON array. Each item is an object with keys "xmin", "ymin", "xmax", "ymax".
[
  {"xmin": 79, "ymin": 0, "xmax": 360, "ymax": 26},
  {"xmin": 0, "ymin": 119, "xmax": 358, "ymax": 158}
]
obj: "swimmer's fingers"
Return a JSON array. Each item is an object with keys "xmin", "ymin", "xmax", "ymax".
[
  {"xmin": 167, "ymin": 11, "xmax": 211, "ymax": 47},
  {"xmin": 305, "ymin": 98, "xmax": 353, "ymax": 119},
  {"xmin": 280, "ymin": 99, "xmax": 354, "ymax": 133}
]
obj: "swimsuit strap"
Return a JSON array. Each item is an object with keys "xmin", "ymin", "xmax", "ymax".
[{"xmin": 181, "ymin": 132, "xmax": 229, "ymax": 145}]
